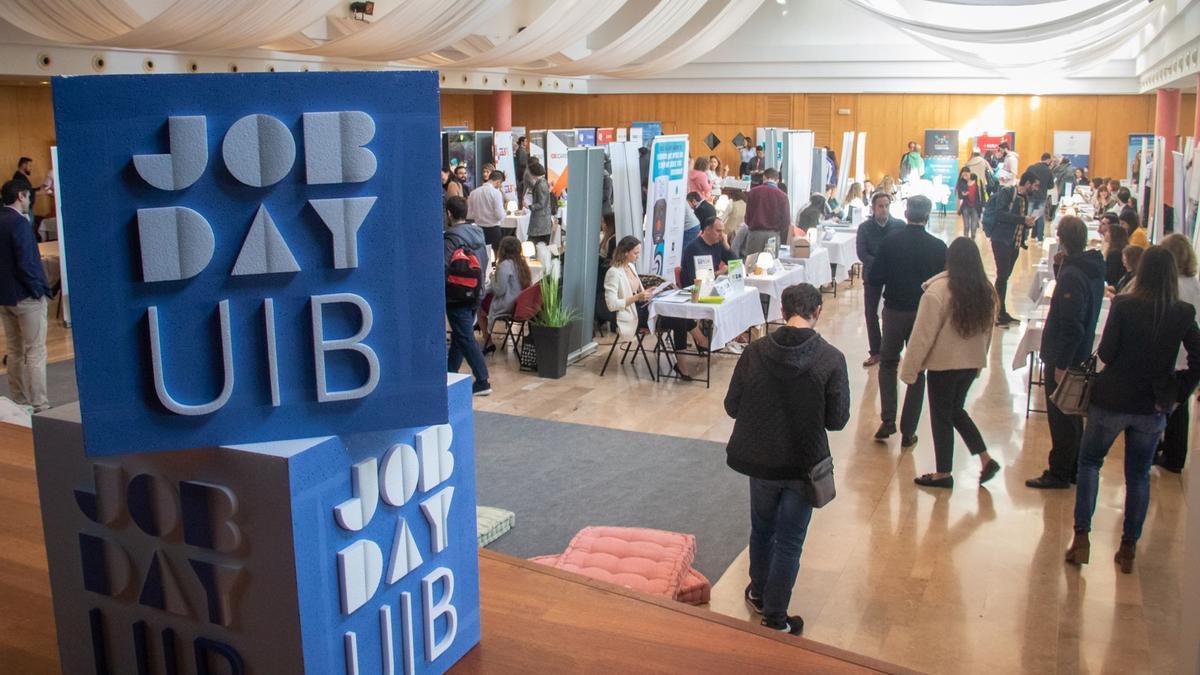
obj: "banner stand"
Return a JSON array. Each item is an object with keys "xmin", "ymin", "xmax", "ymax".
[
  {"xmin": 609, "ymin": 141, "xmax": 644, "ymax": 241},
  {"xmin": 564, "ymin": 147, "xmax": 604, "ymax": 363},
  {"xmin": 640, "ymin": 135, "xmax": 689, "ymax": 277}
]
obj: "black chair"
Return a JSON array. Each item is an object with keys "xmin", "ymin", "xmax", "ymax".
[{"xmin": 599, "ymin": 304, "xmax": 656, "ymax": 381}]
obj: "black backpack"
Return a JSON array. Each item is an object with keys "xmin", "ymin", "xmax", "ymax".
[{"xmin": 445, "ymin": 232, "xmax": 482, "ymax": 304}]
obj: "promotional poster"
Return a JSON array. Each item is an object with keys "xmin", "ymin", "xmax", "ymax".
[
  {"xmin": 631, "ymin": 121, "xmax": 662, "ymax": 148},
  {"xmin": 924, "ymin": 129, "xmax": 960, "ymax": 208},
  {"xmin": 974, "ymin": 132, "xmax": 1015, "ymax": 156},
  {"xmin": 492, "ymin": 130, "xmax": 518, "ymax": 206},
  {"xmin": 1128, "ymin": 133, "xmax": 1154, "ymax": 184},
  {"xmin": 597, "ymin": 128, "xmax": 615, "ymax": 145},
  {"xmin": 547, "ymin": 129, "xmax": 576, "ymax": 194},
  {"xmin": 640, "ymin": 134, "xmax": 688, "ymax": 277},
  {"xmin": 1053, "ymin": 130, "xmax": 1091, "ymax": 173},
  {"xmin": 575, "ymin": 128, "xmax": 596, "ymax": 147}
]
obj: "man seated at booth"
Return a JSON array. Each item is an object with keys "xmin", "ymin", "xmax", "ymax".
[{"xmin": 661, "ymin": 217, "xmax": 737, "ymax": 375}]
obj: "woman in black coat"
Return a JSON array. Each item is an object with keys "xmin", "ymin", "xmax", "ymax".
[{"xmin": 1067, "ymin": 246, "xmax": 1200, "ymax": 574}]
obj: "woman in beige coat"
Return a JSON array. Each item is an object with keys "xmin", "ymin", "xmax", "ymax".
[
  {"xmin": 900, "ymin": 237, "xmax": 1001, "ymax": 488},
  {"xmin": 604, "ymin": 236, "xmax": 656, "ymax": 341}
]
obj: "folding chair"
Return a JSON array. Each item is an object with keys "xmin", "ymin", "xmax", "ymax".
[{"xmin": 494, "ymin": 284, "xmax": 542, "ymax": 352}]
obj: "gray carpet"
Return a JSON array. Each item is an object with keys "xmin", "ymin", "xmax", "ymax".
[
  {"xmin": 475, "ymin": 412, "xmax": 747, "ymax": 581},
  {"xmin": 12, "ymin": 361, "xmax": 747, "ymax": 580}
]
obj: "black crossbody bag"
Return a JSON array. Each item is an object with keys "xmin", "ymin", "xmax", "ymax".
[{"xmin": 768, "ymin": 367, "xmax": 836, "ymax": 508}]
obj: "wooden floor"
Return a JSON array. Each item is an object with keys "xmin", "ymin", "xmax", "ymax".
[{"xmin": 0, "ymin": 216, "xmax": 1193, "ymax": 673}]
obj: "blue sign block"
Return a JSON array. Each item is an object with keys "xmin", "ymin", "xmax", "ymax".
[
  {"xmin": 52, "ymin": 72, "xmax": 448, "ymax": 456},
  {"xmin": 33, "ymin": 375, "xmax": 481, "ymax": 674}
]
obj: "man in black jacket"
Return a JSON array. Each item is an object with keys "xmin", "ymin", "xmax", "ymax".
[
  {"xmin": 985, "ymin": 171, "xmax": 1040, "ymax": 325},
  {"xmin": 1025, "ymin": 153, "xmax": 1054, "ymax": 241},
  {"xmin": 867, "ymin": 195, "xmax": 947, "ymax": 447},
  {"xmin": 1026, "ymin": 217, "xmax": 1105, "ymax": 489},
  {"xmin": 856, "ymin": 192, "xmax": 904, "ymax": 368},
  {"xmin": 724, "ymin": 283, "xmax": 849, "ymax": 636}
]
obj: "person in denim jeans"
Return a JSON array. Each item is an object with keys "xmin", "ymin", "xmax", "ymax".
[
  {"xmin": 1068, "ymin": 246, "xmax": 1200, "ymax": 574},
  {"xmin": 724, "ymin": 284, "xmax": 850, "ymax": 634}
]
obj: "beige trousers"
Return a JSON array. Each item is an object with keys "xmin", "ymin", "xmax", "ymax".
[{"xmin": 1, "ymin": 296, "xmax": 49, "ymax": 410}]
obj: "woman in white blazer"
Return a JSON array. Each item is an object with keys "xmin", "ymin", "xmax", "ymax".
[{"xmin": 604, "ymin": 236, "xmax": 654, "ymax": 340}]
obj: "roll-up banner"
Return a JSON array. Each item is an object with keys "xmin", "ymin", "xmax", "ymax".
[
  {"xmin": 493, "ymin": 130, "xmax": 517, "ymax": 207},
  {"xmin": 975, "ymin": 132, "xmax": 1015, "ymax": 156},
  {"xmin": 1053, "ymin": 130, "xmax": 1091, "ymax": 173},
  {"xmin": 631, "ymin": 121, "xmax": 661, "ymax": 147},
  {"xmin": 640, "ymin": 134, "xmax": 688, "ymax": 276},
  {"xmin": 547, "ymin": 129, "xmax": 575, "ymax": 194},
  {"xmin": 616, "ymin": 128, "xmax": 628, "ymax": 143},
  {"xmin": 854, "ymin": 132, "xmax": 867, "ymax": 185},
  {"xmin": 924, "ymin": 129, "xmax": 960, "ymax": 208},
  {"xmin": 785, "ymin": 130, "xmax": 815, "ymax": 231},
  {"xmin": 576, "ymin": 128, "xmax": 596, "ymax": 147},
  {"xmin": 836, "ymin": 131, "xmax": 853, "ymax": 200},
  {"xmin": 1128, "ymin": 133, "xmax": 1154, "ymax": 184},
  {"xmin": 609, "ymin": 141, "xmax": 644, "ymax": 241},
  {"xmin": 529, "ymin": 129, "xmax": 547, "ymax": 166},
  {"xmin": 597, "ymin": 128, "xmax": 615, "ymax": 145}
]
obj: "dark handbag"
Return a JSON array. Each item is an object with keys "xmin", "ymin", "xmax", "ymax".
[
  {"xmin": 1049, "ymin": 354, "xmax": 1098, "ymax": 417},
  {"xmin": 804, "ymin": 456, "xmax": 836, "ymax": 508},
  {"xmin": 518, "ymin": 333, "xmax": 538, "ymax": 372}
]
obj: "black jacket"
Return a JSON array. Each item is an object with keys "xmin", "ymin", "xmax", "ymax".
[
  {"xmin": 855, "ymin": 215, "xmax": 904, "ymax": 280},
  {"xmin": 725, "ymin": 327, "xmax": 850, "ymax": 480},
  {"xmin": 0, "ymin": 206, "xmax": 50, "ymax": 305},
  {"xmin": 1040, "ymin": 249, "xmax": 1105, "ymax": 369},
  {"xmin": 1026, "ymin": 162, "xmax": 1053, "ymax": 201},
  {"xmin": 985, "ymin": 185, "xmax": 1028, "ymax": 248},
  {"xmin": 694, "ymin": 200, "xmax": 716, "ymax": 225},
  {"xmin": 1091, "ymin": 296, "xmax": 1200, "ymax": 414},
  {"xmin": 1104, "ymin": 249, "xmax": 1126, "ymax": 288},
  {"xmin": 865, "ymin": 224, "xmax": 947, "ymax": 312}
]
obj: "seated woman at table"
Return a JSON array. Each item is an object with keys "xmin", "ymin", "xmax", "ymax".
[
  {"xmin": 843, "ymin": 182, "xmax": 866, "ymax": 221},
  {"xmin": 1121, "ymin": 210, "xmax": 1149, "ymax": 249},
  {"xmin": 1111, "ymin": 245, "xmax": 1143, "ymax": 296},
  {"xmin": 599, "ymin": 213, "xmax": 617, "ymax": 263},
  {"xmin": 719, "ymin": 188, "xmax": 747, "ymax": 245},
  {"xmin": 794, "ymin": 193, "xmax": 827, "ymax": 239},
  {"xmin": 1102, "ymin": 218, "xmax": 1130, "ymax": 288},
  {"xmin": 480, "ymin": 236, "xmax": 533, "ymax": 354},
  {"xmin": 604, "ymin": 236, "xmax": 659, "ymax": 345}
]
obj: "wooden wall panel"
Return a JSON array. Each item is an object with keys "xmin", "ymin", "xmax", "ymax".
[
  {"xmin": 442, "ymin": 91, "xmax": 1182, "ymax": 185},
  {"xmin": 0, "ymin": 86, "xmax": 56, "ymax": 217}
]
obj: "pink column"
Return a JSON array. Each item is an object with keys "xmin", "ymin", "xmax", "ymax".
[
  {"xmin": 492, "ymin": 90, "xmax": 512, "ymax": 132},
  {"xmin": 1155, "ymin": 87, "xmax": 1181, "ymax": 207}
]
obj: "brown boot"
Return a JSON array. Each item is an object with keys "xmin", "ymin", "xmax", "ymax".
[
  {"xmin": 1114, "ymin": 539, "xmax": 1136, "ymax": 574},
  {"xmin": 1065, "ymin": 531, "xmax": 1090, "ymax": 565}
]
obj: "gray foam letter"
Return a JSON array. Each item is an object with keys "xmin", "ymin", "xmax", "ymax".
[
  {"xmin": 304, "ymin": 111, "xmax": 377, "ymax": 184},
  {"xmin": 309, "ymin": 197, "xmax": 376, "ymax": 269},
  {"xmin": 148, "ymin": 300, "xmax": 235, "ymax": 416},
  {"xmin": 134, "ymin": 116, "xmax": 208, "ymax": 191},
  {"xmin": 222, "ymin": 114, "xmax": 296, "ymax": 187},
  {"xmin": 137, "ymin": 206, "xmax": 215, "ymax": 282},
  {"xmin": 231, "ymin": 205, "xmax": 301, "ymax": 276},
  {"xmin": 311, "ymin": 293, "xmax": 380, "ymax": 402}
]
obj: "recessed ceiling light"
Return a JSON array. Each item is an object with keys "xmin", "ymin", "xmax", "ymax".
[{"xmin": 775, "ymin": 0, "xmax": 786, "ymax": 4}]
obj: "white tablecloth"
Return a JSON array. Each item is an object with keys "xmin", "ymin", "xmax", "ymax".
[
  {"xmin": 504, "ymin": 212, "xmax": 531, "ymax": 241},
  {"xmin": 1011, "ymin": 296, "xmax": 1110, "ymax": 371},
  {"xmin": 818, "ymin": 231, "xmax": 859, "ymax": 282},
  {"xmin": 780, "ymin": 247, "xmax": 833, "ymax": 288},
  {"xmin": 648, "ymin": 286, "xmax": 763, "ymax": 349},
  {"xmin": 1026, "ymin": 261, "xmax": 1053, "ymax": 303},
  {"xmin": 745, "ymin": 265, "xmax": 808, "ymax": 321}
]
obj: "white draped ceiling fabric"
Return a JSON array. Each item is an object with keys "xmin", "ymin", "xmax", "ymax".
[
  {"xmin": 0, "ymin": 0, "xmax": 769, "ymax": 77},
  {"xmin": 843, "ymin": 0, "xmax": 1163, "ymax": 74}
]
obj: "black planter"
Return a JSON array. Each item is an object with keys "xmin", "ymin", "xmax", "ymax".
[{"xmin": 529, "ymin": 323, "xmax": 571, "ymax": 379}]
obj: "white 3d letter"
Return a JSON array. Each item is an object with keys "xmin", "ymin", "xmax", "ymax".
[
  {"xmin": 422, "ymin": 567, "xmax": 458, "ymax": 662},
  {"xmin": 304, "ymin": 111, "xmax": 377, "ymax": 184},
  {"xmin": 334, "ymin": 458, "xmax": 378, "ymax": 531},
  {"xmin": 148, "ymin": 300, "xmax": 234, "ymax": 415},
  {"xmin": 420, "ymin": 487, "xmax": 454, "ymax": 554},
  {"xmin": 338, "ymin": 539, "xmax": 383, "ymax": 615},
  {"xmin": 415, "ymin": 425, "xmax": 454, "ymax": 492},
  {"xmin": 311, "ymin": 293, "xmax": 380, "ymax": 402},
  {"xmin": 379, "ymin": 443, "xmax": 419, "ymax": 507},
  {"xmin": 133, "ymin": 115, "xmax": 207, "ymax": 190}
]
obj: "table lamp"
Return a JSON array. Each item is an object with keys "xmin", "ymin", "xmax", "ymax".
[
  {"xmin": 522, "ymin": 241, "xmax": 536, "ymax": 258},
  {"xmin": 506, "ymin": 200, "xmax": 517, "ymax": 214},
  {"xmin": 755, "ymin": 251, "xmax": 774, "ymax": 276}
]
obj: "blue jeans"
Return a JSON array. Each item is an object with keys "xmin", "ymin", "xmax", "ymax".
[
  {"xmin": 748, "ymin": 477, "xmax": 813, "ymax": 624},
  {"xmin": 1030, "ymin": 197, "xmax": 1046, "ymax": 240},
  {"xmin": 446, "ymin": 303, "xmax": 488, "ymax": 385},
  {"xmin": 1074, "ymin": 405, "xmax": 1166, "ymax": 542}
]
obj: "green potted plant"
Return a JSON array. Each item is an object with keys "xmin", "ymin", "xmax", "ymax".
[{"xmin": 528, "ymin": 272, "xmax": 579, "ymax": 379}]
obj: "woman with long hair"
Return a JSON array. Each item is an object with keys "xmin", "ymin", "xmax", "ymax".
[
  {"xmin": 1068, "ymin": 246, "xmax": 1200, "ymax": 572},
  {"xmin": 1072, "ymin": 167, "xmax": 1087, "ymax": 189},
  {"xmin": 900, "ymin": 237, "xmax": 1000, "ymax": 488},
  {"xmin": 707, "ymin": 155, "xmax": 723, "ymax": 186},
  {"xmin": 1113, "ymin": 244, "xmax": 1143, "ymax": 295},
  {"xmin": 479, "ymin": 236, "xmax": 533, "ymax": 353},
  {"xmin": 956, "ymin": 167, "xmax": 984, "ymax": 239},
  {"xmin": 603, "ymin": 236, "xmax": 656, "ymax": 347},
  {"xmin": 527, "ymin": 162, "xmax": 553, "ymax": 244},
  {"xmin": 1120, "ymin": 209, "xmax": 1149, "ymax": 249},
  {"xmin": 878, "ymin": 175, "xmax": 897, "ymax": 198},
  {"xmin": 1155, "ymin": 234, "xmax": 1200, "ymax": 473},
  {"xmin": 1103, "ymin": 218, "xmax": 1130, "ymax": 288},
  {"xmin": 720, "ymin": 188, "xmax": 748, "ymax": 253}
]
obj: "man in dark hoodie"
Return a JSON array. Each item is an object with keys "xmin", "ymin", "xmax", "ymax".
[
  {"xmin": 1026, "ymin": 216, "xmax": 1105, "ymax": 489},
  {"xmin": 724, "ymin": 283, "xmax": 850, "ymax": 636},
  {"xmin": 985, "ymin": 170, "xmax": 1039, "ymax": 326},
  {"xmin": 444, "ymin": 196, "xmax": 492, "ymax": 396}
]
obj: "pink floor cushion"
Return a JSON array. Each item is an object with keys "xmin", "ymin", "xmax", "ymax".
[
  {"xmin": 676, "ymin": 568, "xmax": 712, "ymax": 605},
  {"xmin": 528, "ymin": 554, "xmax": 560, "ymax": 566},
  {"xmin": 552, "ymin": 526, "xmax": 697, "ymax": 599}
]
